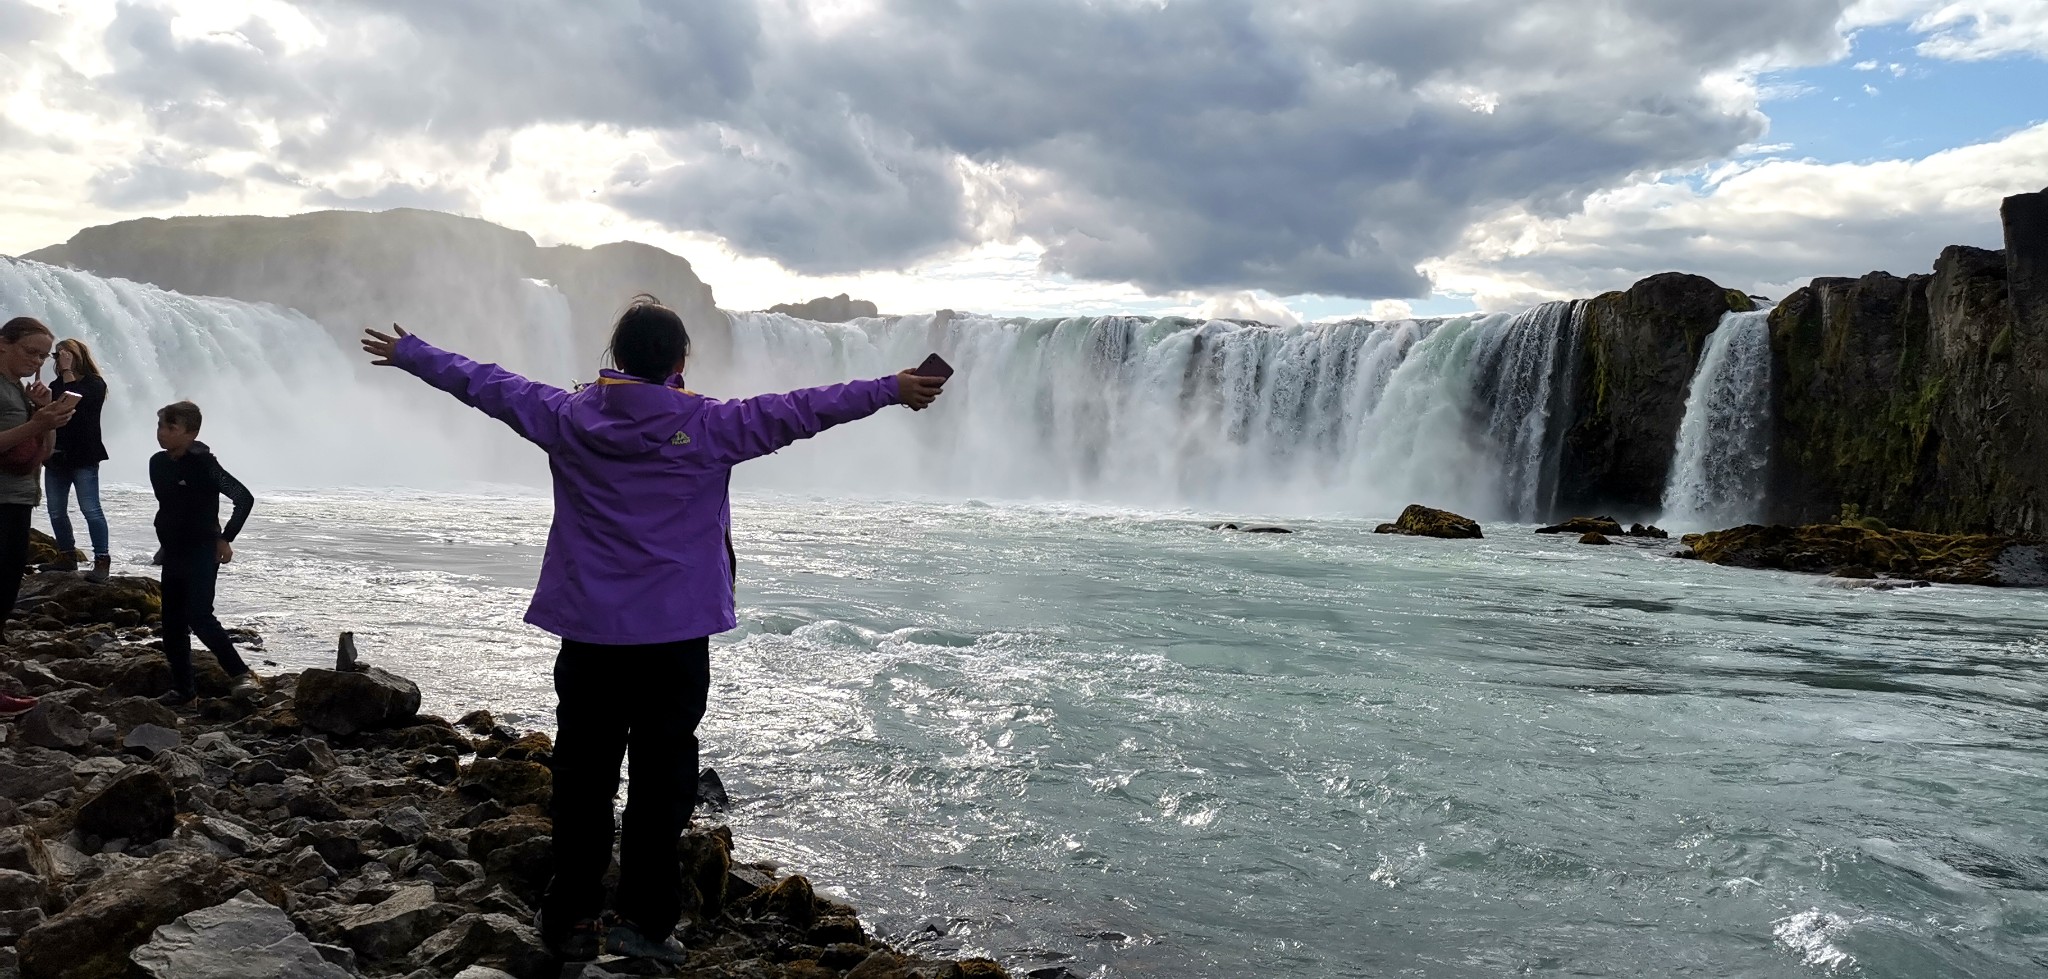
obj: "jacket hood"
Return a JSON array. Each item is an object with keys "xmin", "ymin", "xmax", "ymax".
[{"xmin": 564, "ymin": 370, "xmax": 705, "ymax": 458}]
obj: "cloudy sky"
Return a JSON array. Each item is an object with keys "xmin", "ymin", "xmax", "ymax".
[{"xmin": 1, "ymin": 0, "xmax": 2045, "ymax": 323}]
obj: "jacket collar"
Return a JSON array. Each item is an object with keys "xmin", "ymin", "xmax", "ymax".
[{"xmin": 597, "ymin": 369, "xmax": 687, "ymax": 390}]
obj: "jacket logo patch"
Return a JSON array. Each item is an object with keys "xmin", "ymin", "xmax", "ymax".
[{"xmin": 670, "ymin": 431, "xmax": 691, "ymax": 445}]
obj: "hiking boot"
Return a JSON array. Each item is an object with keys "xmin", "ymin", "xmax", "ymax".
[
  {"xmin": 85, "ymin": 556, "xmax": 111, "ymax": 583},
  {"xmin": 533, "ymin": 908, "xmax": 602, "ymax": 962},
  {"xmin": 155, "ymin": 689, "xmax": 196, "ymax": 708},
  {"xmin": 603, "ymin": 918, "xmax": 687, "ymax": 965},
  {"xmin": 229, "ymin": 670, "xmax": 262, "ymax": 694},
  {"xmin": 38, "ymin": 555, "xmax": 77, "ymax": 574},
  {"xmin": 0, "ymin": 691, "xmax": 37, "ymax": 718}
]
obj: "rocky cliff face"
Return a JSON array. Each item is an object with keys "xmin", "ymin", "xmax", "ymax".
[
  {"xmin": 22, "ymin": 209, "xmax": 729, "ymax": 371},
  {"xmin": 1763, "ymin": 188, "xmax": 2048, "ymax": 535},
  {"xmin": 766, "ymin": 294, "xmax": 879, "ymax": 323},
  {"xmin": 1553, "ymin": 272, "xmax": 1754, "ymax": 517}
]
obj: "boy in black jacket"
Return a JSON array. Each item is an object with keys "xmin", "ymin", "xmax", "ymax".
[{"xmin": 151, "ymin": 401, "xmax": 256, "ymax": 706}]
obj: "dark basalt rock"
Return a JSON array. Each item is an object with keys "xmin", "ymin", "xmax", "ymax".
[
  {"xmin": 1681, "ymin": 523, "xmax": 2048, "ymax": 587},
  {"xmin": 1374, "ymin": 505, "xmax": 1483, "ymax": 540}
]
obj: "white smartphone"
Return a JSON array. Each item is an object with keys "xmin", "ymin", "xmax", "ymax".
[{"xmin": 58, "ymin": 390, "xmax": 82, "ymax": 401}]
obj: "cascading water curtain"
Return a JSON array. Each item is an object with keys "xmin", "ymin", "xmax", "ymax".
[
  {"xmin": 1660, "ymin": 309, "xmax": 1775, "ymax": 529},
  {"xmin": 722, "ymin": 303, "xmax": 1588, "ymax": 519}
]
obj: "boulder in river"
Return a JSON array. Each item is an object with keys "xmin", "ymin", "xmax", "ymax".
[
  {"xmin": 1538, "ymin": 516, "xmax": 1624, "ymax": 536},
  {"xmin": 1627, "ymin": 523, "xmax": 1670, "ymax": 539},
  {"xmin": 1374, "ymin": 505, "xmax": 1483, "ymax": 540},
  {"xmin": 1679, "ymin": 524, "xmax": 2048, "ymax": 586},
  {"xmin": 1580, "ymin": 532, "xmax": 1614, "ymax": 546},
  {"xmin": 1209, "ymin": 523, "xmax": 1294, "ymax": 534}
]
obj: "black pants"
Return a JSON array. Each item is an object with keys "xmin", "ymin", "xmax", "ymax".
[
  {"xmin": 0, "ymin": 504, "xmax": 30, "ymax": 640},
  {"xmin": 542, "ymin": 637, "xmax": 711, "ymax": 936},
  {"xmin": 160, "ymin": 545, "xmax": 250, "ymax": 696}
]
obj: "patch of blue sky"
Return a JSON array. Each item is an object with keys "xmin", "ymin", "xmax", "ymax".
[{"xmin": 1751, "ymin": 24, "xmax": 2048, "ymax": 164}]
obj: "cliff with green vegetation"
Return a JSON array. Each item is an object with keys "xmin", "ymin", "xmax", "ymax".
[
  {"xmin": 1762, "ymin": 189, "xmax": 2048, "ymax": 535},
  {"xmin": 23, "ymin": 209, "xmax": 731, "ymax": 370}
]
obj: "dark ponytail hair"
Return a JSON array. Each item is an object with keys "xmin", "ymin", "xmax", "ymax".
[{"xmin": 607, "ymin": 294, "xmax": 691, "ymax": 382}]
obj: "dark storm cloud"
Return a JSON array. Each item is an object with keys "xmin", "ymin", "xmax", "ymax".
[
  {"xmin": 101, "ymin": 0, "xmax": 763, "ymax": 166},
  {"xmin": 93, "ymin": 0, "xmax": 1867, "ymax": 298}
]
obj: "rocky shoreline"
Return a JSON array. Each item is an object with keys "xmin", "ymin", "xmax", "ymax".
[
  {"xmin": 1677, "ymin": 523, "xmax": 2048, "ymax": 587},
  {"xmin": 1367, "ymin": 500, "xmax": 2048, "ymax": 588},
  {"xmin": 0, "ymin": 536, "xmax": 1018, "ymax": 979}
]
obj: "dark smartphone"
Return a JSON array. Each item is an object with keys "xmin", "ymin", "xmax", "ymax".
[{"xmin": 913, "ymin": 353, "xmax": 954, "ymax": 379}]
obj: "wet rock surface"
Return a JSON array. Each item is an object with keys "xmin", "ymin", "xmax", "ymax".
[
  {"xmin": 1680, "ymin": 523, "xmax": 2048, "ymax": 587},
  {"xmin": 1374, "ymin": 504, "xmax": 1484, "ymax": 540}
]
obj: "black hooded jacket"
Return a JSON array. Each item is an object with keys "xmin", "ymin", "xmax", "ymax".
[{"xmin": 150, "ymin": 442, "xmax": 254, "ymax": 551}]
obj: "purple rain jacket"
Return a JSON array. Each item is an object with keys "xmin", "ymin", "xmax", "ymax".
[{"xmin": 392, "ymin": 334, "xmax": 902, "ymax": 644}]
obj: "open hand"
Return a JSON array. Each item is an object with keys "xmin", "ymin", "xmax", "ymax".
[
  {"xmin": 25, "ymin": 380, "xmax": 50, "ymax": 408},
  {"xmin": 895, "ymin": 371, "xmax": 946, "ymax": 411},
  {"xmin": 361, "ymin": 325, "xmax": 412, "ymax": 366},
  {"xmin": 217, "ymin": 540, "xmax": 234, "ymax": 565}
]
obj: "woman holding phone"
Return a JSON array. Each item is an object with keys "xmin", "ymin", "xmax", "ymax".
[
  {"xmin": 44, "ymin": 338, "xmax": 111, "ymax": 581},
  {"xmin": 0, "ymin": 317, "xmax": 76, "ymax": 648},
  {"xmin": 361, "ymin": 295, "xmax": 945, "ymax": 965}
]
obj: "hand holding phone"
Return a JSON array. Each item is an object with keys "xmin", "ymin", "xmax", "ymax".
[{"xmin": 897, "ymin": 353, "xmax": 951, "ymax": 411}]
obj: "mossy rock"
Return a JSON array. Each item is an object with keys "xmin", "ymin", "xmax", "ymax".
[
  {"xmin": 1374, "ymin": 504, "xmax": 1483, "ymax": 540},
  {"xmin": 1539, "ymin": 516, "xmax": 1625, "ymax": 536},
  {"xmin": 1680, "ymin": 524, "xmax": 2048, "ymax": 586},
  {"xmin": 23, "ymin": 529, "xmax": 83, "ymax": 568}
]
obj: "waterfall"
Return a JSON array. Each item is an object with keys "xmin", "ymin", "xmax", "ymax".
[
  {"xmin": 1471, "ymin": 301, "xmax": 1584, "ymax": 521},
  {"xmin": 1660, "ymin": 310, "xmax": 1774, "ymax": 529},
  {"xmin": 2, "ymin": 254, "xmax": 1620, "ymax": 517},
  {"xmin": 0, "ymin": 257, "xmax": 574, "ymax": 488},
  {"xmin": 713, "ymin": 303, "xmax": 1586, "ymax": 518}
]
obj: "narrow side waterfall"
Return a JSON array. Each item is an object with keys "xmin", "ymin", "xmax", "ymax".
[{"xmin": 1660, "ymin": 309, "xmax": 1775, "ymax": 528}]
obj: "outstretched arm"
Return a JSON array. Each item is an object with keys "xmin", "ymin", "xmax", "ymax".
[
  {"xmin": 699, "ymin": 371, "xmax": 945, "ymax": 467},
  {"xmin": 363, "ymin": 326, "xmax": 567, "ymax": 450}
]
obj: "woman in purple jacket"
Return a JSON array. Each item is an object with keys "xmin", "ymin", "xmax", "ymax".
[{"xmin": 363, "ymin": 296, "xmax": 944, "ymax": 964}]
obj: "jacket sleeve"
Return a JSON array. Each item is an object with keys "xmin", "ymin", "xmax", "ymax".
[
  {"xmin": 698, "ymin": 377, "xmax": 902, "ymax": 467},
  {"xmin": 205, "ymin": 456, "xmax": 256, "ymax": 543},
  {"xmin": 391, "ymin": 334, "xmax": 568, "ymax": 450}
]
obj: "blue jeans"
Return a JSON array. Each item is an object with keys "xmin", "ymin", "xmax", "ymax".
[{"xmin": 44, "ymin": 464, "xmax": 110, "ymax": 559}]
